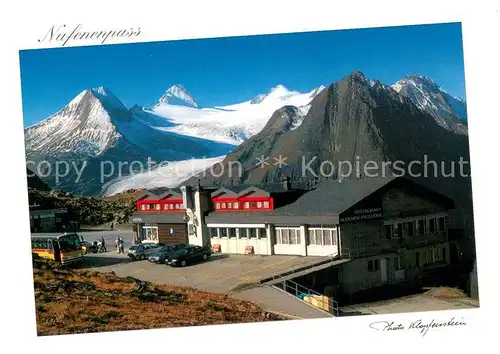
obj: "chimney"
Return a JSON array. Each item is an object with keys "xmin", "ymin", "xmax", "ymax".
[
  {"xmin": 180, "ymin": 185, "xmax": 194, "ymax": 209},
  {"xmin": 282, "ymin": 176, "xmax": 291, "ymax": 191}
]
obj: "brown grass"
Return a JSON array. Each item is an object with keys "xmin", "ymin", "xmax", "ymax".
[
  {"xmin": 424, "ymin": 286, "xmax": 469, "ymax": 300},
  {"xmin": 33, "ymin": 264, "xmax": 285, "ymax": 336}
]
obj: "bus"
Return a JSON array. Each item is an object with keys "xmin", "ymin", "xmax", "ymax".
[{"xmin": 31, "ymin": 233, "xmax": 84, "ymax": 266}]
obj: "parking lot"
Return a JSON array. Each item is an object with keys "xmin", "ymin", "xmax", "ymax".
[{"xmin": 82, "ymin": 251, "xmax": 323, "ymax": 294}]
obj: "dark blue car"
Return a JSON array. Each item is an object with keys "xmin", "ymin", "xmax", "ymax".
[{"xmin": 148, "ymin": 243, "xmax": 188, "ymax": 264}]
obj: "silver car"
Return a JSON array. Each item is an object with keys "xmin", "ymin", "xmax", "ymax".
[{"xmin": 127, "ymin": 243, "xmax": 163, "ymax": 260}]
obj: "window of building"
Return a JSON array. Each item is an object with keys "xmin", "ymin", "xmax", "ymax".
[
  {"xmin": 228, "ymin": 228, "xmax": 237, "ymax": 238},
  {"xmin": 239, "ymin": 228, "xmax": 248, "ymax": 238},
  {"xmin": 249, "ymin": 228, "xmax": 257, "ymax": 239},
  {"xmin": 405, "ymin": 221, "xmax": 415, "ymax": 237},
  {"xmin": 438, "ymin": 217, "xmax": 446, "ymax": 232},
  {"xmin": 393, "ymin": 223, "xmax": 403, "ymax": 239},
  {"xmin": 433, "ymin": 247, "xmax": 444, "ymax": 263},
  {"xmin": 276, "ymin": 227, "xmax": 300, "ymax": 244},
  {"xmin": 220, "ymin": 228, "xmax": 228, "ymax": 238},
  {"xmin": 227, "ymin": 203, "xmax": 233, "ymax": 209},
  {"xmin": 368, "ymin": 259, "xmax": 380, "ymax": 272},
  {"xmin": 257, "ymin": 201, "xmax": 262, "ymax": 208},
  {"xmin": 258, "ymin": 228, "xmax": 267, "ymax": 238},
  {"xmin": 244, "ymin": 202, "xmax": 250, "ymax": 209},
  {"xmin": 233, "ymin": 202, "xmax": 239, "ymax": 209},
  {"xmin": 142, "ymin": 226, "xmax": 159, "ymax": 242},
  {"xmin": 394, "ymin": 255, "xmax": 406, "ymax": 270},
  {"xmin": 406, "ymin": 252, "xmax": 417, "ymax": 268},
  {"xmin": 221, "ymin": 202, "xmax": 226, "ymax": 209},
  {"xmin": 428, "ymin": 218, "xmax": 436, "ymax": 233},
  {"xmin": 216, "ymin": 202, "xmax": 220, "ymax": 209},
  {"xmin": 249, "ymin": 202, "xmax": 257, "ymax": 209},
  {"xmin": 383, "ymin": 224, "xmax": 392, "ymax": 239},
  {"xmin": 417, "ymin": 219, "xmax": 425, "ymax": 235},
  {"xmin": 263, "ymin": 201, "xmax": 270, "ymax": 208},
  {"xmin": 308, "ymin": 227, "xmax": 337, "ymax": 246},
  {"xmin": 156, "ymin": 204, "xmax": 160, "ymax": 211},
  {"xmin": 210, "ymin": 228, "xmax": 218, "ymax": 238},
  {"xmin": 141, "ymin": 204, "xmax": 146, "ymax": 211},
  {"xmin": 290, "ymin": 229, "xmax": 299, "ymax": 244},
  {"xmin": 423, "ymin": 249, "xmax": 433, "ymax": 265}
]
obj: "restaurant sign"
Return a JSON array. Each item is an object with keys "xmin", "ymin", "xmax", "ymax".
[{"xmin": 340, "ymin": 207, "xmax": 383, "ymax": 223}]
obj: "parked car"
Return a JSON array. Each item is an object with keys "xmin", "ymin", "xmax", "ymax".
[
  {"xmin": 165, "ymin": 245, "xmax": 212, "ymax": 267},
  {"xmin": 128, "ymin": 243, "xmax": 164, "ymax": 260},
  {"xmin": 148, "ymin": 243, "xmax": 189, "ymax": 264}
]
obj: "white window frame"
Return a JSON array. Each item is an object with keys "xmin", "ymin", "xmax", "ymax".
[
  {"xmin": 228, "ymin": 228, "xmax": 237, "ymax": 239},
  {"xmin": 239, "ymin": 228, "xmax": 248, "ymax": 239},
  {"xmin": 308, "ymin": 226, "xmax": 337, "ymax": 246},
  {"xmin": 209, "ymin": 227, "xmax": 219, "ymax": 238},
  {"xmin": 142, "ymin": 226, "xmax": 159, "ymax": 242},
  {"xmin": 275, "ymin": 226, "xmax": 301, "ymax": 245}
]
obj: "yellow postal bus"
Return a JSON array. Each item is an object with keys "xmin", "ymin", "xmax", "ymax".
[{"xmin": 31, "ymin": 233, "xmax": 84, "ymax": 266}]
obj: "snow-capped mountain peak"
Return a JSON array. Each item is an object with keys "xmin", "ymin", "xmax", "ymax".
[
  {"xmin": 391, "ymin": 74, "xmax": 468, "ymax": 134},
  {"xmin": 250, "ymin": 84, "xmax": 300, "ymax": 104},
  {"xmin": 156, "ymin": 84, "xmax": 199, "ymax": 108},
  {"xmin": 89, "ymin": 86, "xmax": 127, "ymax": 111},
  {"xmin": 24, "ymin": 88, "xmax": 126, "ymax": 158},
  {"xmin": 308, "ymin": 85, "xmax": 326, "ymax": 98}
]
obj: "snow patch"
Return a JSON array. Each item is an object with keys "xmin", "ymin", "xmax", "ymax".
[
  {"xmin": 150, "ymin": 84, "xmax": 323, "ymax": 144},
  {"xmin": 102, "ymin": 156, "xmax": 225, "ymax": 196}
]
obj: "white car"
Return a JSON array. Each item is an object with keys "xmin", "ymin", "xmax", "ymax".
[{"xmin": 127, "ymin": 243, "xmax": 164, "ymax": 260}]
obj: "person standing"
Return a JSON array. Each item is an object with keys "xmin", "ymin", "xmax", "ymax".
[
  {"xmin": 115, "ymin": 237, "xmax": 120, "ymax": 253},
  {"xmin": 100, "ymin": 236, "xmax": 107, "ymax": 253},
  {"xmin": 119, "ymin": 237, "xmax": 125, "ymax": 254}
]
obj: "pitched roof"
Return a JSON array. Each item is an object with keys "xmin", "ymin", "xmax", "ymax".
[
  {"xmin": 210, "ymin": 182, "xmax": 306, "ymax": 198},
  {"xmin": 137, "ymin": 187, "xmax": 183, "ymax": 200},
  {"xmin": 275, "ymin": 176, "xmax": 398, "ymax": 216}
]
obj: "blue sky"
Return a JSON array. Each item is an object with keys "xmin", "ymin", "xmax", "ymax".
[{"xmin": 19, "ymin": 22, "xmax": 466, "ymax": 127}]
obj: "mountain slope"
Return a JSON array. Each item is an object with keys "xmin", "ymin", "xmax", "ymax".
[
  {"xmin": 392, "ymin": 74, "xmax": 468, "ymax": 134},
  {"xmin": 27, "ymin": 168, "xmax": 51, "ymax": 191}
]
